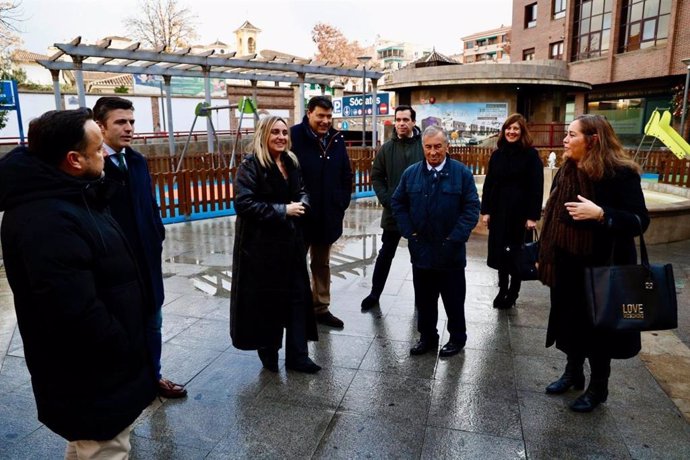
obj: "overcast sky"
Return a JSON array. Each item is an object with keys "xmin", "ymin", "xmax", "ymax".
[{"xmin": 18, "ymin": 0, "xmax": 513, "ymax": 58}]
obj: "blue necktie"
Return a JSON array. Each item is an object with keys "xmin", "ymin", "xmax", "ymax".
[{"xmin": 115, "ymin": 152, "xmax": 127, "ymax": 172}]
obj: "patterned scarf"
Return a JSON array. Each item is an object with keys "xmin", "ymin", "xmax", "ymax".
[{"xmin": 538, "ymin": 159, "xmax": 595, "ymax": 287}]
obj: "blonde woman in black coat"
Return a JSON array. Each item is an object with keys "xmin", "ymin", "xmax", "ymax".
[
  {"xmin": 539, "ymin": 114, "xmax": 649, "ymax": 412},
  {"xmin": 481, "ymin": 114, "xmax": 544, "ymax": 309},
  {"xmin": 230, "ymin": 116, "xmax": 320, "ymax": 374}
]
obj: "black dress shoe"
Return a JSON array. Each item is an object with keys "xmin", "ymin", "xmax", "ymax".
[
  {"xmin": 492, "ymin": 290, "xmax": 507, "ymax": 308},
  {"xmin": 361, "ymin": 295, "xmax": 379, "ymax": 311},
  {"xmin": 545, "ymin": 372, "xmax": 585, "ymax": 394},
  {"xmin": 410, "ymin": 339, "xmax": 438, "ymax": 356},
  {"xmin": 439, "ymin": 341, "xmax": 465, "ymax": 357},
  {"xmin": 316, "ymin": 311, "xmax": 344, "ymax": 328},
  {"xmin": 257, "ymin": 348, "xmax": 279, "ymax": 372},
  {"xmin": 285, "ymin": 358, "xmax": 322, "ymax": 374},
  {"xmin": 570, "ymin": 386, "xmax": 608, "ymax": 413}
]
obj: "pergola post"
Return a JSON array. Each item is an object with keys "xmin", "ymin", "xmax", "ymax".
[
  {"xmin": 50, "ymin": 69, "xmax": 62, "ymax": 109},
  {"xmin": 297, "ymin": 72, "xmax": 306, "ymax": 122},
  {"xmin": 203, "ymin": 66, "xmax": 214, "ymax": 153},
  {"xmin": 72, "ymin": 56, "xmax": 86, "ymax": 108},
  {"xmin": 163, "ymin": 75, "xmax": 175, "ymax": 157}
]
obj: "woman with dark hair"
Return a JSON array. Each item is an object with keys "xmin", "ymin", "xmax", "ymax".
[
  {"xmin": 481, "ymin": 113, "xmax": 544, "ymax": 309},
  {"xmin": 539, "ymin": 114, "xmax": 649, "ymax": 412},
  {"xmin": 230, "ymin": 116, "xmax": 321, "ymax": 373}
]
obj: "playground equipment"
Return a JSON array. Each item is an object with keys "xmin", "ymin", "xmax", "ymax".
[
  {"xmin": 175, "ymin": 97, "xmax": 258, "ymax": 172},
  {"xmin": 635, "ymin": 109, "xmax": 690, "ymax": 168}
]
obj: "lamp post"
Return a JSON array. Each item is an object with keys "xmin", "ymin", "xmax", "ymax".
[
  {"xmin": 681, "ymin": 58, "xmax": 690, "ymax": 141},
  {"xmin": 357, "ymin": 56, "xmax": 372, "ymax": 147}
]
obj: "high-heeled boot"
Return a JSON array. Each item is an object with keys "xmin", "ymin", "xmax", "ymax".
[
  {"xmin": 502, "ymin": 277, "xmax": 521, "ymax": 308},
  {"xmin": 257, "ymin": 348, "xmax": 279, "ymax": 372},
  {"xmin": 493, "ymin": 271, "xmax": 509, "ymax": 308},
  {"xmin": 545, "ymin": 356, "xmax": 585, "ymax": 394},
  {"xmin": 570, "ymin": 378, "xmax": 609, "ymax": 412}
]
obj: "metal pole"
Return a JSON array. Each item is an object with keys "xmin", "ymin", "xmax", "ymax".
[
  {"xmin": 362, "ymin": 66, "xmax": 366, "ymax": 147},
  {"xmin": 680, "ymin": 64, "xmax": 690, "ymax": 140},
  {"xmin": 371, "ymin": 79, "xmax": 378, "ymax": 148},
  {"xmin": 73, "ymin": 57, "xmax": 86, "ymax": 108},
  {"xmin": 159, "ymin": 81, "xmax": 166, "ymax": 132}
]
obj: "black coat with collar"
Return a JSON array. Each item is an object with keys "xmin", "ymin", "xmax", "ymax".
[
  {"xmin": 290, "ymin": 117, "xmax": 353, "ymax": 245},
  {"xmin": 545, "ymin": 165, "xmax": 650, "ymax": 359},
  {"xmin": 230, "ymin": 153, "xmax": 318, "ymax": 350},
  {"xmin": 104, "ymin": 146, "xmax": 165, "ymax": 313},
  {"xmin": 0, "ymin": 148, "xmax": 157, "ymax": 441}
]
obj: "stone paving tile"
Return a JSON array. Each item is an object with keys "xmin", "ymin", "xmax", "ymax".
[
  {"xmin": 159, "ymin": 342, "xmax": 226, "ymax": 387},
  {"xmin": 519, "ymin": 391, "xmax": 632, "ymax": 459},
  {"xmin": 130, "ymin": 435, "xmax": 209, "ymax": 459},
  {"xmin": 434, "ymin": 347, "xmax": 516, "ymax": 389},
  {"xmin": 308, "ymin": 333, "xmax": 374, "ymax": 370},
  {"xmin": 255, "ymin": 366, "xmax": 357, "ymax": 410},
  {"xmin": 359, "ymin": 337, "xmax": 439, "ymax": 379},
  {"xmin": 313, "ymin": 412, "xmax": 426, "ymax": 459},
  {"xmin": 167, "ymin": 317, "xmax": 232, "ymax": 352},
  {"xmin": 339, "ymin": 369, "xmax": 434, "ymax": 426},
  {"xmin": 421, "ymin": 427, "xmax": 527, "ymax": 459},
  {"xmin": 0, "ymin": 425, "xmax": 65, "ymax": 459},
  {"xmin": 428, "ymin": 379, "xmax": 522, "ymax": 439},
  {"xmin": 0, "ymin": 354, "xmax": 30, "ymax": 394},
  {"xmin": 206, "ymin": 400, "xmax": 334, "ymax": 459},
  {"xmin": 509, "ymin": 325, "xmax": 563, "ymax": 359}
]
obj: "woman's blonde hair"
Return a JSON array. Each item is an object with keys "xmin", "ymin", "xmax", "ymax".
[
  {"xmin": 574, "ymin": 114, "xmax": 641, "ymax": 180},
  {"xmin": 253, "ymin": 115, "xmax": 299, "ymax": 169}
]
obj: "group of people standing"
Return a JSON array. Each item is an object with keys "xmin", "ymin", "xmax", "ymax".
[{"xmin": 0, "ymin": 94, "xmax": 650, "ymax": 457}]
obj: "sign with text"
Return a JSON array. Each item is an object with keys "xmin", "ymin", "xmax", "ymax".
[{"xmin": 333, "ymin": 93, "xmax": 390, "ymax": 118}]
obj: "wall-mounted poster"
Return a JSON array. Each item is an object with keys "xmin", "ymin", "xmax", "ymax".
[{"xmin": 414, "ymin": 102, "xmax": 508, "ymax": 145}]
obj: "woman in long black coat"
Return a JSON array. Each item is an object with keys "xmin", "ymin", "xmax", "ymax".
[
  {"xmin": 230, "ymin": 115, "xmax": 320, "ymax": 373},
  {"xmin": 538, "ymin": 114, "xmax": 649, "ymax": 412},
  {"xmin": 481, "ymin": 114, "xmax": 544, "ymax": 309}
]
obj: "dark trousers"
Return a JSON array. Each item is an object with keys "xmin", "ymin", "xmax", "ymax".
[
  {"xmin": 283, "ymin": 270, "xmax": 309, "ymax": 363},
  {"xmin": 369, "ymin": 229, "xmax": 402, "ymax": 298},
  {"xmin": 146, "ymin": 307, "xmax": 163, "ymax": 379},
  {"xmin": 412, "ymin": 266, "xmax": 467, "ymax": 343}
]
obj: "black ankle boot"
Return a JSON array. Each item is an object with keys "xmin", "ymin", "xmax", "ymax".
[
  {"xmin": 493, "ymin": 289, "xmax": 508, "ymax": 308},
  {"xmin": 570, "ymin": 380, "xmax": 608, "ymax": 412},
  {"xmin": 257, "ymin": 348, "xmax": 279, "ymax": 372},
  {"xmin": 545, "ymin": 364, "xmax": 585, "ymax": 394}
]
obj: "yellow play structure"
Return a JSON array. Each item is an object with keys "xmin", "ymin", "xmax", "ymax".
[{"xmin": 635, "ymin": 109, "xmax": 690, "ymax": 167}]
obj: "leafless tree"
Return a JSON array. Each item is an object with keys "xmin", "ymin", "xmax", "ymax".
[
  {"xmin": 125, "ymin": 0, "xmax": 198, "ymax": 51},
  {"xmin": 0, "ymin": 1, "xmax": 23, "ymax": 53},
  {"xmin": 311, "ymin": 22, "xmax": 366, "ymax": 67}
]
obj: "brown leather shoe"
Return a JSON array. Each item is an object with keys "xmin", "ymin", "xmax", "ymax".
[{"xmin": 158, "ymin": 378, "xmax": 187, "ymax": 398}]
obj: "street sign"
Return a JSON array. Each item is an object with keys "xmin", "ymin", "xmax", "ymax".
[
  {"xmin": 341, "ymin": 121, "xmax": 349, "ymax": 130},
  {"xmin": 0, "ymin": 80, "xmax": 24, "ymax": 144},
  {"xmin": 333, "ymin": 93, "xmax": 391, "ymax": 118}
]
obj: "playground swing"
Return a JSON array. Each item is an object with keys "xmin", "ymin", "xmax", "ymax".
[{"xmin": 175, "ymin": 97, "xmax": 258, "ymax": 173}]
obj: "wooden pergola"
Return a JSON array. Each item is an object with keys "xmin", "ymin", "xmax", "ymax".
[{"xmin": 38, "ymin": 37, "xmax": 384, "ymax": 155}]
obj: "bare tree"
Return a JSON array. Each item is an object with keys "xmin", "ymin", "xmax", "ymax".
[
  {"xmin": 311, "ymin": 22, "xmax": 367, "ymax": 66},
  {"xmin": 0, "ymin": 1, "xmax": 23, "ymax": 53},
  {"xmin": 125, "ymin": 0, "xmax": 198, "ymax": 51}
]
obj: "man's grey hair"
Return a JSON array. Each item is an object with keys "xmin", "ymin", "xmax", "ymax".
[{"xmin": 422, "ymin": 125, "xmax": 448, "ymax": 143}]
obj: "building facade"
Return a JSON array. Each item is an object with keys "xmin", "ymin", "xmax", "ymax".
[
  {"xmin": 461, "ymin": 26, "xmax": 512, "ymax": 64},
  {"xmin": 511, "ymin": 0, "xmax": 690, "ymax": 142}
]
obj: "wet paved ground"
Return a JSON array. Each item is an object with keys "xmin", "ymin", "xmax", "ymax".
[{"xmin": 2, "ymin": 197, "xmax": 690, "ymax": 459}]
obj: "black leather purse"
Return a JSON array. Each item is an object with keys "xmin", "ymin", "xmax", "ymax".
[
  {"xmin": 584, "ymin": 217, "xmax": 677, "ymax": 331},
  {"xmin": 506, "ymin": 228, "xmax": 540, "ymax": 281}
]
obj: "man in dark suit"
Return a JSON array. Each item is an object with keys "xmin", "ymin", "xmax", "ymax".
[{"xmin": 93, "ymin": 96, "xmax": 186, "ymax": 398}]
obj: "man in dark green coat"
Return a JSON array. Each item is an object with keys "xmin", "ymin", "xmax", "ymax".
[{"xmin": 361, "ymin": 105, "xmax": 424, "ymax": 311}]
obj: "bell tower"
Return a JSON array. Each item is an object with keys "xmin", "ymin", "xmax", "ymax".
[{"xmin": 234, "ymin": 21, "xmax": 261, "ymax": 55}]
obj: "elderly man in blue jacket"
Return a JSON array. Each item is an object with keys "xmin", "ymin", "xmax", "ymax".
[{"xmin": 392, "ymin": 125, "xmax": 480, "ymax": 357}]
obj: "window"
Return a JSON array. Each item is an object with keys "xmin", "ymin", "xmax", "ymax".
[
  {"xmin": 523, "ymin": 48, "xmax": 536, "ymax": 60},
  {"xmin": 553, "ymin": 0, "xmax": 567, "ymax": 19},
  {"xmin": 571, "ymin": 0, "xmax": 613, "ymax": 61},
  {"xmin": 550, "ymin": 41, "xmax": 564, "ymax": 59},
  {"xmin": 525, "ymin": 3, "xmax": 538, "ymax": 28},
  {"xmin": 619, "ymin": 0, "xmax": 671, "ymax": 52}
]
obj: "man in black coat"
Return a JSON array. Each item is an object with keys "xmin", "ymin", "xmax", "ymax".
[
  {"xmin": 290, "ymin": 96, "xmax": 353, "ymax": 328},
  {"xmin": 93, "ymin": 96, "xmax": 186, "ymax": 398},
  {"xmin": 0, "ymin": 109, "xmax": 157, "ymax": 456}
]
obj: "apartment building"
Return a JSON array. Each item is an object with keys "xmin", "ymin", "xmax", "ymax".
[
  {"xmin": 511, "ymin": 0, "xmax": 690, "ymax": 142},
  {"xmin": 461, "ymin": 26, "xmax": 512, "ymax": 64}
]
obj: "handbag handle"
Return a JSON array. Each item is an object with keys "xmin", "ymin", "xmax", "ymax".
[{"xmin": 634, "ymin": 214, "xmax": 650, "ymax": 270}]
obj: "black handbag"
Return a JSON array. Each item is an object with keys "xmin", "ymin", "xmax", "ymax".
[
  {"xmin": 506, "ymin": 228, "xmax": 540, "ymax": 281},
  {"xmin": 584, "ymin": 218, "xmax": 677, "ymax": 331}
]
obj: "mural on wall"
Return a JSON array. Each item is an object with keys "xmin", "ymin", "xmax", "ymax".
[{"xmin": 414, "ymin": 102, "xmax": 508, "ymax": 145}]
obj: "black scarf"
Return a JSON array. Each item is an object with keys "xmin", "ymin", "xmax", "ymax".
[{"xmin": 538, "ymin": 159, "xmax": 595, "ymax": 287}]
